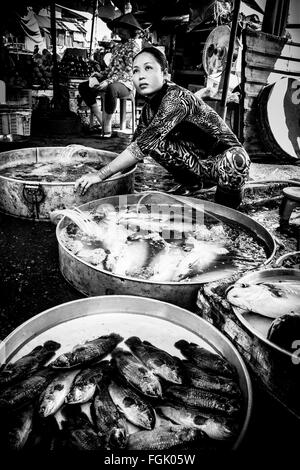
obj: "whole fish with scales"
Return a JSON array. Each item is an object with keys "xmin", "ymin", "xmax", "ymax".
[
  {"xmin": 111, "ymin": 348, "xmax": 162, "ymax": 398},
  {"xmin": 50, "ymin": 333, "xmax": 123, "ymax": 369},
  {"xmin": 108, "ymin": 380, "xmax": 156, "ymax": 430},
  {"xmin": 91, "ymin": 373, "xmax": 128, "ymax": 449},
  {"xmin": 156, "ymin": 403, "xmax": 238, "ymax": 441}
]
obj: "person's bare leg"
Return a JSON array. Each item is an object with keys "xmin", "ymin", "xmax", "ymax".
[
  {"xmin": 103, "ymin": 112, "xmax": 113, "ymax": 135},
  {"xmin": 90, "ymin": 103, "xmax": 102, "ymax": 127}
]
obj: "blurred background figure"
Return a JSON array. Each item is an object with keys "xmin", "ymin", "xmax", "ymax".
[{"xmin": 78, "ymin": 13, "xmax": 143, "ymax": 137}]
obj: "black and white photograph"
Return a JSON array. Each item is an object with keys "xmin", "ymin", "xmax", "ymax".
[{"xmin": 0, "ymin": 0, "xmax": 299, "ymax": 462}]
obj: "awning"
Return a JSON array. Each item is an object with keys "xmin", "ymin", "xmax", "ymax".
[
  {"xmin": 34, "ymin": 14, "xmax": 51, "ymax": 29},
  {"xmin": 19, "ymin": 10, "xmax": 43, "ymax": 44},
  {"xmin": 62, "ymin": 21, "xmax": 80, "ymax": 32},
  {"xmin": 73, "ymin": 32, "xmax": 85, "ymax": 42}
]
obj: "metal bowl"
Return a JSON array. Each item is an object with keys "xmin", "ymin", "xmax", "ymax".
[
  {"xmin": 275, "ymin": 251, "xmax": 300, "ymax": 270},
  {"xmin": 0, "ymin": 295, "xmax": 252, "ymax": 450},
  {"xmin": 56, "ymin": 193, "xmax": 276, "ymax": 310},
  {"xmin": 229, "ymin": 268, "xmax": 300, "ymax": 359},
  {"xmin": 0, "ymin": 147, "xmax": 136, "ymax": 220}
]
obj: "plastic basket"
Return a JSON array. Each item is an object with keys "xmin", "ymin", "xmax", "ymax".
[{"xmin": 0, "ymin": 108, "xmax": 32, "ymax": 136}]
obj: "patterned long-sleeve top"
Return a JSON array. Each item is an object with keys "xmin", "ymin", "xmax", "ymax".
[
  {"xmin": 106, "ymin": 39, "xmax": 140, "ymax": 90},
  {"xmin": 127, "ymin": 82, "xmax": 242, "ymax": 183}
]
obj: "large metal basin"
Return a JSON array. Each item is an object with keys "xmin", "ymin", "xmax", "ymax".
[
  {"xmin": 0, "ymin": 295, "xmax": 253, "ymax": 450},
  {"xmin": 0, "ymin": 147, "xmax": 136, "ymax": 220},
  {"xmin": 56, "ymin": 193, "xmax": 276, "ymax": 310}
]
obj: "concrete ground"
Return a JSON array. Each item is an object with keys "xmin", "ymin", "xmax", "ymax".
[{"xmin": 0, "ymin": 129, "xmax": 300, "ymax": 456}]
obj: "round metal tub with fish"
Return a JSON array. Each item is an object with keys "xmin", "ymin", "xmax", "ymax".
[
  {"xmin": 225, "ymin": 268, "xmax": 300, "ymax": 418},
  {"xmin": 56, "ymin": 192, "xmax": 276, "ymax": 310},
  {"xmin": 0, "ymin": 146, "xmax": 136, "ymax": 220},
  {"xmin": 0, "ymin": 295, "xmax": 253, "ymax": 451}
]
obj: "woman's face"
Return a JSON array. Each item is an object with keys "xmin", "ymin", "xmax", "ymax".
[{"xmin": 133, "ymin": 52, "xmax": 167, "ymax": 97}]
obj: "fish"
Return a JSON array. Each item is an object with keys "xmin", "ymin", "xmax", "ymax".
[
  {"xmin": 59, "ymin": 405, "xmax": 104, "ymax": 451},
  {"xmin": 3, "ymin": 404, "xmax": 34, "ymax": 450},
  {"xmin": 174, "ymin": 340, "xmax": 236, "ymax": 379},
  {"xmin": 227, "ymin": 281, "xmax": 300, "ymax": 318},
  {"xmin": 156, "ymin": 404, "xmax": 237, "ymax": 440},
  {"xmin": 50, "ymin": 333, "xmax": 123, "ymax": 368},
  {"xmin": 148, "ymin": 245, "xmax": 186, "ymax": 282},
  {"xmin": 0, "ymin": 340, "xmax": 61, "ymax": 387},
  {"xmin": 105, "ymin": 239, "xmax": 150, "ymax": 277},
  {"xmin": 125, "ymin": 336, "xmax": 184, "ymax": 384},
  {"xmin": 38, "ymin": 369, "xmax": 79, "ymax": 417},
  {"xmin": 108, "ymin": 380, "xmax": 156, "ymax": 430},
  {"xmin": 172, "ymin": 238, "xmax": 229, "ymax": 281},
  {"xmin": 75, "ymin": 247, "xmax": 106, "ymax": 267},
  {"xmin": 111, "ymin": 348, "xmax": 162, "ymax": 398},
  {"xmin": 0, "ymin": 368, "xmax": 56, "ymax": 411},
  {"xmin": 66, "ymin": 361, "xmax": 110, "ymax": 404},
  {"xmin": 182, "ymin": 361, "xmax": 241, "ymax": 396},
  {"xmin": 165, "ymin": 385, "xmax": 241, "ymax": 416},
  {"xmin": 127, "ymin": 425, "xmax": 208, "ymax": 450},
  {"xmin": 91, "ymin": 378, "xmax": 128, "ymax": 449}
]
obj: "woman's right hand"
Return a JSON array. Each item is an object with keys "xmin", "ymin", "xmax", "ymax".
[{"xmin": 74, "ymin": 173, "xmax": 104, "ymax": 196}]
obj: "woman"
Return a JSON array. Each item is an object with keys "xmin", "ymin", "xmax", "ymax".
[
  {"xmin": 75, "ymin": 47, "xmax": 250, "ymax": 209},
  {"xmin": 78, "ymin": 13, "xmax": 142, "ymax": 137}
]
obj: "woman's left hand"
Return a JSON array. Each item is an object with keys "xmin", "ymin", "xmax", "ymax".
[{"xmin": 74, "ymin": 173, "xmax": 102, "ymax": 196}]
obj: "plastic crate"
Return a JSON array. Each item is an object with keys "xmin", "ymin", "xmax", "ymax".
[{"xmin": 0, "ymin": 108, "xmax": 32, "ymax": 136}]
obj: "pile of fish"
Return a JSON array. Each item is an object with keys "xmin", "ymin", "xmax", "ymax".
[
  {"xmin": 0, "ymin": 333, "xmax": 244, "ymax": 451},
  {"xmin": 0, "ymin": 161, "xmax": 105, "ymax": 183},
  {"xmin": 58, "ymin": 205, "xmax": 267, "ymax": 282}
]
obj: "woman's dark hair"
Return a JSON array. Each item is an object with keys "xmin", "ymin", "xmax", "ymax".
[{"xmin": 134, "ymin": 46, "xmax": 168, "ymax": 71}]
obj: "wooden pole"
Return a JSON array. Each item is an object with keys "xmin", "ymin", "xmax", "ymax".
[
  {"xmin": 89, "ymin": 0, "xmax": 98, "ymax": 58},
  {"xmin": 220, "ymin": 0, "xmax": 241, "ymax": 120},
  {"xmin": 50, "ymin": 1, "xmax": 59, "ymax": 110}
]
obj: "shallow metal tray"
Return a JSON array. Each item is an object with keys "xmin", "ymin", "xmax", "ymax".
[
  {"xmin": 230, "ymin": 268, "xmax": 300, "ymax": 357},
  {"xmin": 0, "ymin": 295, "xmax": 252, "ymax": 450}
]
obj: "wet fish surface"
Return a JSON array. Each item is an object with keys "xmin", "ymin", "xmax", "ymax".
[
  {"xmin": 125, "ymin": 336, "xmax": 184, "ymax": 384},
  {"xmin": 227, "ymin": 281, "xmax": 300, "ymax": 318},
  {"xmin": 127, "ymin": 425, "xmax": 208, "ymax": 450},
  {"xmin": 175, "ymin": 340, "xmax": 236, "ymax": 378},
  {"xmin": 0, "ymin": 368, "xmax": 56, "ymax": 411},
  {"xmin": 111, "ymin": 348, "xmax": 162, "ymax": 398},
  {"xmin": 0, "ymin": 341, "xmax": 60, "ymax": 387},
  {"xmin": 182, "ymin": 361, "xmax": 241, "ymax": 396},
  {"xmin": 66, "ymin": 361, "xmax": 110, "ymax": 404},
  {"xmin": 39, "ymin": 369, "xmax": 79, "ymax": 417},
  {"xmin": 165, "ymin": 385, "xmax": 241, "ymax": 416},
  {"xmin": 91, "ymin": 376, "xmax": 128, "ymax": 449},
  {"xmin": 108, "ymin": 380, "xmax": 156, "ymax": 430},
  {"xmin": 50, "ymin": 333, "xmax": 123, "ymax": 368},
  {"xmin": 156, "ymin": 403, "xmax": 237, "ymax": 440}
]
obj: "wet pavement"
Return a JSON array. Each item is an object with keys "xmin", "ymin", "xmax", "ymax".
[{"xmin": 0, "ymin": 129, "xmax": 300, "ymax": 456}]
